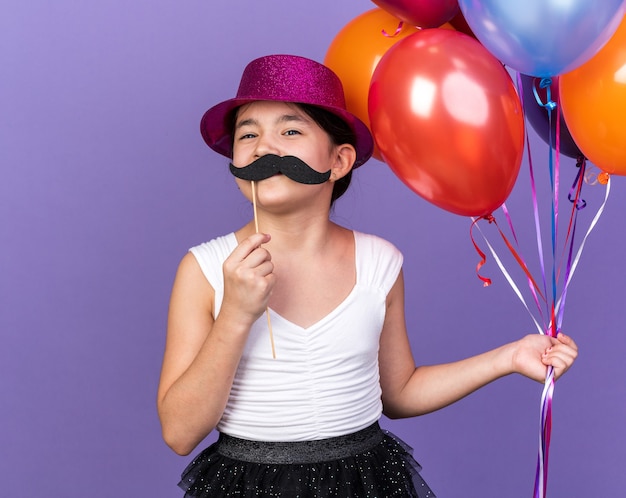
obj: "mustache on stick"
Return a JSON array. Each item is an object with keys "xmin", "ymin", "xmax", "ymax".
[{"xmin": 229, "ymin": 154, "xmax": 331, "ymax": 184}]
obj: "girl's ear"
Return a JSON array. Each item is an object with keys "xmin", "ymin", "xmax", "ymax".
[{"xmin": 330, "ymin": 144, "xmax": 357, "ymax": 182}]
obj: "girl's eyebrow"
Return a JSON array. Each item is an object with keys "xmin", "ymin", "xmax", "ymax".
[
  {"xmin": 235, "ymin": 113, "xmax": 309, "ymax": 130},
  {"xmin": 235, "ymin": 117, "xmax": 258, "ymax": 130},
  {"xmin": 277, "ymin": 114, "xmax": 308, "ymax": 125}
]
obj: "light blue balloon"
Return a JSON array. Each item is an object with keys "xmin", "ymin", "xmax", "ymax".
[{"xmin": 459, "ymin": 0, "xmax": 626, "ymax": 76}]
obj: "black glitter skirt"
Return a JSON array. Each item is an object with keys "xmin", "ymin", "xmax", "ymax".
[{"xmin": 178, "ymin": 422, "xmax": 436, "ymax": 497}]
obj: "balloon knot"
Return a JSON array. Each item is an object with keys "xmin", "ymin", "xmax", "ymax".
[
  {"xmin": 539, "ymin": 77, "xmax": 553, "ymax": 89},
  {"xmin": 533, "ymin": 77, "xmax": 557, "ymax": 111},
  {"xmin": 598, "ymin": 172, "xmax": 610, "ymax": 185}
]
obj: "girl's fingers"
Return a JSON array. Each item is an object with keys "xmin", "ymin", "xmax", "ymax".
[
  {"xmin": 231, "ymin": 233, "xmax": 272, "ymax": 262},
  {"xmin": 542, "ymin": 343, "xmax": 578, "ymax": 379},
  {"xmin": 224, "ymin": 234, "xmax": 273, "ymax": 275}
]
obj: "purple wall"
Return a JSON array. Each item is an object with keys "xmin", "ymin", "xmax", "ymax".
[{"xmin": 2, "ymin": 1, "xmax": 625, "ymax": 496}]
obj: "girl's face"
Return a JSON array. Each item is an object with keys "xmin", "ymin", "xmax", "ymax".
[
  {"xmin": 231, "ymin": 101, "xmax": 338, "ymax": 209},
  {"xmin": 232, "ymin": 101, "xmax": 335, "ymax": 170}
]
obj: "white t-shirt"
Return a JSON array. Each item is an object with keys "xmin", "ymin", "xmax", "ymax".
[{"xmin": 189, "ymin": 230, "xmax": 403, "ymax": 441}]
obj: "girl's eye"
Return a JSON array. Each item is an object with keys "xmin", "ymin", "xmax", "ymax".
[
  {"xmin": 238, "ymin": 132, "xmax": 256, "ymax": 140},
  {"xmin": 284, "ymin": 129, "xmax": 301, "ymax": 136}
]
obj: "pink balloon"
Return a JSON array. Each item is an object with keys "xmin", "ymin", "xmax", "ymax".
[{"xmin": 371, "ymin": 0, "xmax": 459, "ymax": 28}]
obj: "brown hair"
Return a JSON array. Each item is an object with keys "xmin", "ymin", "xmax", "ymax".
[{"xmin": 298, "ymin": 104, "xmax": 355, "ymax": 205}]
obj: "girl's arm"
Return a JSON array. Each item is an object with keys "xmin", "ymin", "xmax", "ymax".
[
  {"xmin": 157, "ymin": 233, "xmax": 274, "ymax": 455},
  {"xmin": 378, "ymin": 271, "xmax": 578, "ymax": 419}
]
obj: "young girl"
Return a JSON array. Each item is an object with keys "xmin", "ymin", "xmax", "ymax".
[{"xmin": 157, "ymin": 54, "xmax": 578, "ymax": 497}]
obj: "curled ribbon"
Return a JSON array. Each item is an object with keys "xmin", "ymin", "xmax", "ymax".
[
  {"xmin": 471, "ymin": 215, "xmax": 546, "ymax": 302},
  {"xmin": 381, "ymin": 21, "xmax": 404, "ymax": 38}
]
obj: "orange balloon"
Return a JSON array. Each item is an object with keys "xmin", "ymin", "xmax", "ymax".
[
  {"xmin": 560, "ymin": 15, "xmax": 626, "ymax": 175},
  {"xmin": 324, "ymin": 8, "xmax": 420, "ymax": 161}
]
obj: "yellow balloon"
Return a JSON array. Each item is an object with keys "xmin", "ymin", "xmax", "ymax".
[{"xmin": 561, "ymin": 15, "xmax": 626, "ymax": 175}]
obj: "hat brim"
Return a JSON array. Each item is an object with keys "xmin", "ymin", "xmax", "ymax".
[{"xmin": 200, "ymin": 97, "xmax": 374, "ymax": 168}]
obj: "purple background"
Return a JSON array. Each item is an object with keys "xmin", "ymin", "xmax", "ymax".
[{"xmin": 2, "ymin": 1, "xmax": 625, "ymax": 496}]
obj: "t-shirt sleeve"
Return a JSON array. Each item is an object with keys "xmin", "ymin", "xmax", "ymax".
[
  {"xmin": 188, "ymin": 233, "xmax": 237, "ymax": 314},
  {"xmin": 355, "ymin": 231, "xmax": 404, "ymax": 296}
]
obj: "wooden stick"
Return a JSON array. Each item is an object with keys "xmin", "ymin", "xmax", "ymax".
[{"xmin": 251, "ymin": 181, "xmax": 276, "ymax": 359}]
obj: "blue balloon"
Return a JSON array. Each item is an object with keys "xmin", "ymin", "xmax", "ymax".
[{"xmin": 458, "ymin": 0, "xmax": 626, "ymax": 77}]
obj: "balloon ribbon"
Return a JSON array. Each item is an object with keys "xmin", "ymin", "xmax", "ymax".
[
  {"xmin": 470, "ymin": 215, "xmax": 545, "ymax": 303},
  {"xmin": 472, "ymin": 74, "xmax": 610, "ymax": 498}
]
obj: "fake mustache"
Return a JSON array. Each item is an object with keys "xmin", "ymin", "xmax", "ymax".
[{"xmin": 229, "ymin": 154, "xmax": 331, "ymax": 185}]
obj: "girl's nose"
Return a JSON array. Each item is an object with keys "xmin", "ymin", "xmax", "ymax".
[{"xmin": 253, "ymin": 133, "xmax": 281, "ymax": 158}]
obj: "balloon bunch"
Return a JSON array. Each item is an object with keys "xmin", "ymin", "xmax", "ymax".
[{"xmin": 325, "ymin": 1, "xmax": 626, "ymax": 497}]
